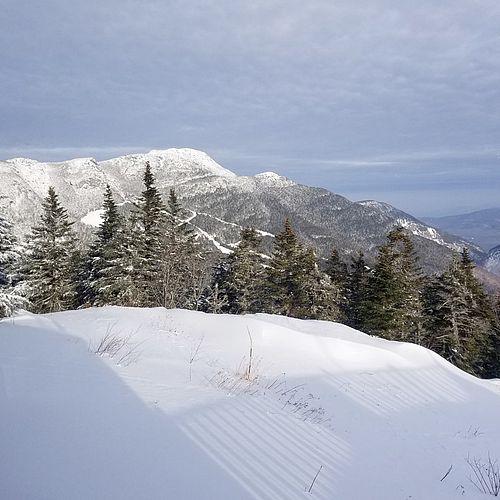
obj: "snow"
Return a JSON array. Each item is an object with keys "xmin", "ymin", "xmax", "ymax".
[
  {"xmin": 147, "ymin": 148, "xmax": 237, "ymax": 178},
  {"xmin": 196, "ymin": 211, "xmax": 275, "ymax": 237},
  {"xmin": 255, "ymin": 171, "xmax": 294, "ymax": 187},
  {"xmin": 485, "ymin": 245, "xmax": 500, "ymax": 275},
  {"xmin": 397, "ymin": 218, "xmax": 465, "ymax": 251},
  {"xmin": 81, "ymin": 208, "xmax": 105, "ymax": 227},
  {"xmin": 1, "ymin": 307, "xmax": 499, "ymax": 500},
  {"xmin": 194, "ymin": 225, "xmax": 234, "ymax": 254}
]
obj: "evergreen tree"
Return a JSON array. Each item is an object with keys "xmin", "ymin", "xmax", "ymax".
[
  {"xmin": 264, "ymin": 219, "xmax": 303, "ymax": 316},
  {"xmin": 128, "ymin": 162, "xmax": 167, "ymax": 306},
  {"xmin": 325, "ymin": 248, "xmax": 348, "ymax": 321},
  {"xmin": 483, "ymin": 295, "xmax": 500, "ymax": 378},
  {"xmin": 299, "ymin": 247, "xmax": 340, "ymax": 320},
  {"xmin": 168, "ymin": 188, "xmax": 182, "ymax": 218},
  {"xmin": 344, "ymin": 252, "xmax": 370, "ymax": 330},
  {"xmin": 22, "ymin": 187, "xmax": 78, "ymax": 313},
  {"xmin": 79, "ymin": 185, "xmax": 126, "ymax": 306},
  {"xmin": 422, "ymin": 250, "xmax": 494, "ymax": 375},
  {"xmin": 155, "ymin": 188, "xmax": 206, "ymax": 309},
  {"xmin": 210, "ymin": 227, "xmax": 265, "ymax": 314},
  {"xmin": 202, "ymin": 259, "xmax": 231, "ymax": 313},
  {"xmin": 264, "ymin": 219, "xmax": 340, "ymax": 320},
  {"xmin": 362, "ymin": 226, "xmax": 423, "ymax": 341},
  {"xmin": 326, "ymin": 249, "xmax": 348, "ymax": 289},
  {"xmin": 0, "ymin": 215, "xmax": 25, "ymax": 317}
]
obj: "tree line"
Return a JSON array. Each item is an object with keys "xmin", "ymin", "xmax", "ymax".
[{"xmin": 0, "ymin": 162, "xmax": 499, "ymax": 378}]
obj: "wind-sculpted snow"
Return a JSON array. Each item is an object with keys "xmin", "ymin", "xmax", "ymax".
[{"xmin": 1, "ymin": 308, "xmax": 499, "ymax": 499}]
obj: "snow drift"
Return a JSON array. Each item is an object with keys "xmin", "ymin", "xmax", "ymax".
[{"xmin": 1, "ymin": 307, "xmax": 499, "ymax": 499}]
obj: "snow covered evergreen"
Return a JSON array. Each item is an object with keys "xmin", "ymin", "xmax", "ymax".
[
  {"xmin": 22, "ymin": 187, "xmax": 78, "ymax": 313},
  {"xmin": 0, "ymin": 215, "xmax": 25, "ymax": 317}
]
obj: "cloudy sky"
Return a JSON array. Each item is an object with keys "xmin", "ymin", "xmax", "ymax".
[{"xmin": 1, "ymin": 0, "xmax": 499, "ymax": 216}]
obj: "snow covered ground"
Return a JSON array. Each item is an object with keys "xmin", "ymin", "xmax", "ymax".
[{"xmin": 1, "ymin": 307, "xmax": 499, "ymax": 500}]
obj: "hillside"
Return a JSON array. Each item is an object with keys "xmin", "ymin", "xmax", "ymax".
[
  {"xmin": 423, "ymin": 208, "xmax": 500, "ymax": 253},
  {"xmin": 1, "ymin": 307, "xmax": 499, "ymax": 499},
  {"xmin": 0, "ymin": 148, "xmax": 484, "ymax": 273}
]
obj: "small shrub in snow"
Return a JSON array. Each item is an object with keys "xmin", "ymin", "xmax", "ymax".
[
  {"xmin": 89, "ymin": 328, "xmax": 143, "ymax": 366},
  {"xmin": 466, "ymin": 453, "xmax": 500, "ymax": 496},
  {"xmin": 187, "ymin": 335, "xmax": 204, "ymax": 382},
  {"xmin": 208, "ymin": 369, "xmax": 331, "ymax": 426}
]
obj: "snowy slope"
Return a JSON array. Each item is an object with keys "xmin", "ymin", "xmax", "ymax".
[
  {"xmin": 1, "ymin": 308, "xmax": 499, "ymax": 500},
  {"xmin": 485, "ymin": 245, "xmax": 500, "ymax": 275}
]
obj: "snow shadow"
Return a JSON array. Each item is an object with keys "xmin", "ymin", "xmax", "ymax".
[
  {"xmin": 177, "ymin": 392, "xmax": 351, "ymax": 500},
  {"xmin": 0, "ymin": 321, "xmax": 258, "ymax": 500},
  {"xmin": 175, "ymin": 366, "xmax": 500, "ymax": 500}
]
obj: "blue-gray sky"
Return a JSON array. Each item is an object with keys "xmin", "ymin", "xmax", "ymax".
[{"xmin": 1, "ymin": 0, "xmax": 499, "ymax": 216}]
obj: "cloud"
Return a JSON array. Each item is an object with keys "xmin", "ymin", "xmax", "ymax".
[{"xmin": 1, "ymin": 1, "xmax": 499, "ymax": 214}]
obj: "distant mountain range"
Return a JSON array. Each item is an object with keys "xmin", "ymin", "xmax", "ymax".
[
  {"xmin": 0, "ymin": 148, "xmax": 494, "ymax": 279},
  {"xmin": 423, "ymin": 208, "xmax": 500, "ymax": 252}
]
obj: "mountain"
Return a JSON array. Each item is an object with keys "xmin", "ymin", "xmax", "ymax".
[
  {"xmin": 485, "ymin": 245, "xmax": 500, "ymax": 276},
  {"xmin": 2, "ymin": 307, "xmax": 500, "ymax": 499},
  {"xmin": 423, "ymin": 208, "xmax": 500, "ymax": 252},
  {"xmin": 0, "ymin": 148, "xmax": 487, "ymax": 274}
]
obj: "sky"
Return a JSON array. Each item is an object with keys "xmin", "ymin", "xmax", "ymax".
[{"xmin": 1, "ymin": 0, "xmax": 499, "ymax": 217}]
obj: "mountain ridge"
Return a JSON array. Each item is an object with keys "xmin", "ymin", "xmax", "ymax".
[
  {"xmin": 423, "ymin": 208, "xmax": 500, "ymax": 252},
  {"xmin": 0, "ymin": 148, "xmax": 492, "ymax": 277}
]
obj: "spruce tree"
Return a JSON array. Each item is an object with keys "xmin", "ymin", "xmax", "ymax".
[
  {"xmin": 299, "ymin": 247, "xmax": 340, "ymax": 320},
  {"xmin": 202, "ymin": 259, "xmax": 231, "ymax": 313},
  {"xmin": 483, "ymin": 296, "xmax": 500, "ymax": 378},
  {"xmin": 79, "ymin": 185, "xmax": 126, "ymax": 306},
  {"xmin": 264, "ymin": 219, "xmax": 303, "ymax": 316},
  {"xmin": 0, "ymin": 215, "xmax": 25, "ymax": 317},
  {"xmin": 23, "ymin": 187, "xmax": 78, "ymax": 313},
  {"xmin": 265, "ymin": 219, "xmax": 340, "ymax": 320},
  {"xmin": 128, "ymin": 161, "xmax": 167, "ymax": 306},
  {"xmin": 344, "ymin": 252, "xmax": 370, "ymax": 330},
  {"xmin": 168, "ymin": 188, "xmax": 182, "ymax": 218},
  {"xmin": 362, "ymin": 226, "xmax": 423, "ymax": 341},
  {"xmin": 155, "ymin": 188, "xmax": 205, "ymax": 309},
  {"xmin": 326, "ymin": 249, "xmax": 348, "ymax": 290},
  {"xmin": 217, "ymin": 227, "xmax": 265, "ymax": 314},
  {"xmin": 422, "ymin": 250, "xmax": 494, "ymax": 375},
  {"xmin": 325, "ymin": 248, "xmax": 348, "ymax": 321}
]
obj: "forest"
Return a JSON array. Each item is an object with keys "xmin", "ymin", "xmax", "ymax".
[{"xmin": 1, "ymin": 162, "xmax": 499, "ymax": 378}]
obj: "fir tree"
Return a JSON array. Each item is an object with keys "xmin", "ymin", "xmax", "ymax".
[
  {"xmin": 168, "ymin": 188, "xmax": 182, "ymax": 218},
  {"xmin": 202, "ymin": 259, "xmax": 231, "ymax": 313},
  {"xmin": 344, "ymin": 252, "xmax": 370, "ymax": 330},
  {"xmin": 299, "ymin": 247, "xmax": 340, "ymax": 320},
  {"xmin": 155, "ymin": 188, "xmax": 205, "ymax": 309},
  {"xmin": 79, "ymin": 185, "xmax": 126, "ymax": 306},
  {"xmin": 213, "ymin": 227, "xmax": 265, "ymax": 314},
  {"xmin": 325, "ymin": 248, "xmax": 348, "ymax": 320},
  {"xmin": 23, "ymin": 187, "xmax": 78, "ymax": 313},
  {"xmin": 422, "ymin": 250, "xmax": 494, "ymax": 375},
  {"xmin": 265, "ymin": 219, "xmax": 340, "ymax": 320},
  {"xmin": 264, "ymin": 219, "xmax": 303, "ymax": 316},
  {"xmin": 0, "ymin": 215, "xmax": 25, "ymax": 317},
  {"xmin": 362, "ymin": 226, "xmax": 423, "ymax": 341},
  {"xmin": 128, "ymin": 162, "xmax": 167, "ymax": 306},
  {"xmin": 483, "ymin": 296, "xmax": 500, "ymax": 378},
  {"xmin": 326, "ymin": 249, "xmax": 348, "ymax": 290}
]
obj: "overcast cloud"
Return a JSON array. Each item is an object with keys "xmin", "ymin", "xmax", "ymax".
[{"xmin": 1, "ymin": 0, "xmax": 499, "ymax": 216}]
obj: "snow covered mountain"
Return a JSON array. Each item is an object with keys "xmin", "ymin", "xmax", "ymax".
[
  {"xmin": 423, "ymin": 208, "xmax": 500, "ymax": 253},
  {"xmin": 0, "ymin": 148, "xmax": 486, "ymax": 273},
  {"xmin": 485, "ymin": 245, "xmax": 500, "ymax": 276},
  {"xmin": 1, "ymin": 307, "xmax": 499, "ymax": 499}
]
